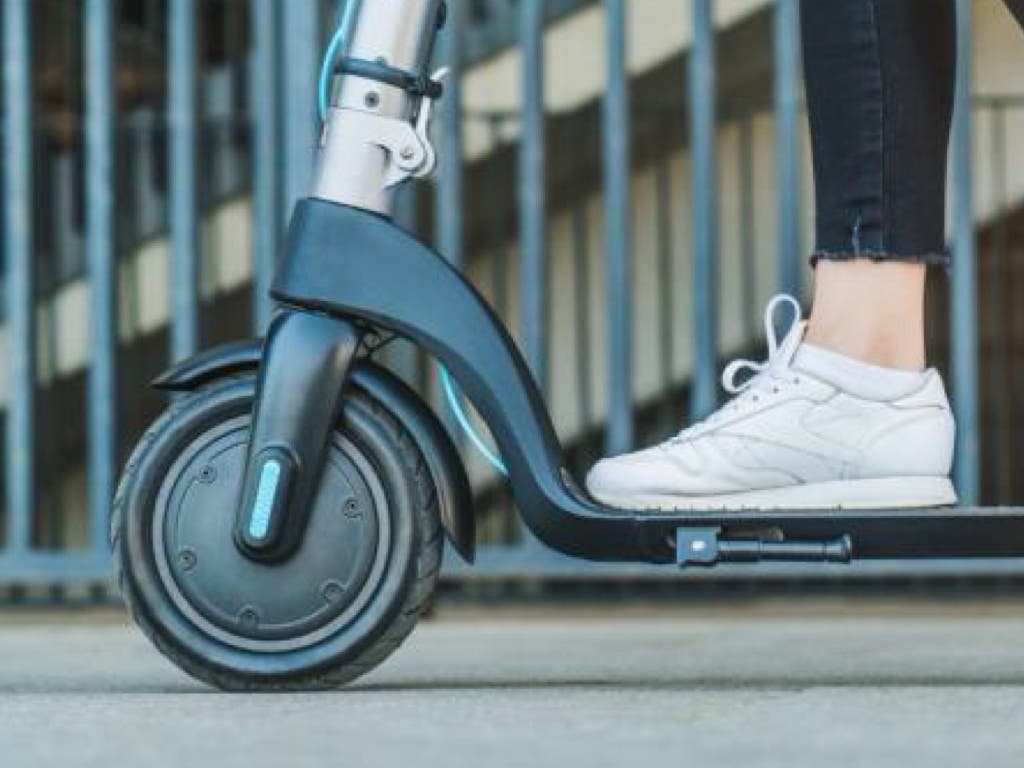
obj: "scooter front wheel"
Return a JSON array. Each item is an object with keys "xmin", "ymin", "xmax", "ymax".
[{"xmin": 111, "ymin": 373, "xmax": 442, "ymax": 690}]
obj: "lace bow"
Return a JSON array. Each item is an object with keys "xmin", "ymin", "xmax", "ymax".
[{"xmin": 720, "ymin": 294, "xmax": 804, "ymax": 394}]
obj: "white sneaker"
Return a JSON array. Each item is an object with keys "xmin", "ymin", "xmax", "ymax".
[{"xmin": 586, "ymin": 295, "xmax": 957, "ymax": 511}]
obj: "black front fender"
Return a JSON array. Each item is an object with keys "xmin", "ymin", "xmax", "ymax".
[
  {"xmin": 152, "ymin": 339, "xmax": 265, "ymax": 392},
  {"xmin": 153, "ymin": 341, "xmax": 476, "ymax": 563}
]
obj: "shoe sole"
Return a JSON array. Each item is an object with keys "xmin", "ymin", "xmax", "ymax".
[{"xmin": 589, "ymin": 476, "xmax": 958, "ymax": 512}]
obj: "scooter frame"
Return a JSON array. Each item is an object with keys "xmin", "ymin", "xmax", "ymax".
[{"xmin": 157, "ymin": 0, "xmax": 1024, "ymax": 570}]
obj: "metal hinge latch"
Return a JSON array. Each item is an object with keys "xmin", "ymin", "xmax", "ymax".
[{"xmin": 322, "ymin": 67, "xmax": 448, "ymax": 189}]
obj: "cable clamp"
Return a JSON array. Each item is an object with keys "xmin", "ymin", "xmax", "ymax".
[{"xmin": 336, "ymin": 57, "xmax": 445, "ymax": 100}]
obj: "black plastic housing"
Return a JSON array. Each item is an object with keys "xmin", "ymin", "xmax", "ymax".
[{"xmin": 234, "ymin": 311, "xmax": 361, "ymax": 561}]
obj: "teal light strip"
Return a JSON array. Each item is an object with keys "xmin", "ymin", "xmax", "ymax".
[{"xmin": 249, "ymin": 459, "xmax": 282, "ymax": 539}]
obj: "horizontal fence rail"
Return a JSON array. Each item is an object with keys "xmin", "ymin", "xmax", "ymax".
[{"xmin": 0, "ymin": 0, "xmax": 1004, "ymax": 589}]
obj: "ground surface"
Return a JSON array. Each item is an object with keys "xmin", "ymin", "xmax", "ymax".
[{"xmin": 3, "ymin": 599, "xmax": 1024, "ymax": 767}]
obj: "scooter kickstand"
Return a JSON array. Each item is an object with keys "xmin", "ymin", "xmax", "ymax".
[{"xmin": 675, "ymin": 527, "xmax": 855, "ymax": 568}]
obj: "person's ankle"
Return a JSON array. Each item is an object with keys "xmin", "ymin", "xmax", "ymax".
[
  {"xmin": 806, "ymin": 259, "xmax": 927, "ymax": 371},
  {"xmin": 804, "ymin": 321, "xmax": 925, "ymax": 370}
]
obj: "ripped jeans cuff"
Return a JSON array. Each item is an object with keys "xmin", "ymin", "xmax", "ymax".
[{"xmin": 809, "ymin": 249, "xmax": 951, "ymax": 268}]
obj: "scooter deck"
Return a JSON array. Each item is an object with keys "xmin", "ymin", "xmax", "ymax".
[{"xmin": 669, "ymin": 506, "xmax": 1024, "ymax": 564}]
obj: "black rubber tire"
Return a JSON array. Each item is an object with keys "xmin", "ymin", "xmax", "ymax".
[{"xmin": 111, "ymin": 374, "xmax": 442, "ymax": 691}]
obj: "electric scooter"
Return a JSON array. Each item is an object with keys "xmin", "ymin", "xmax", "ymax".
[{"xmin": 112, "ymin": 0, "xmax": 1024, "ymax": 690}]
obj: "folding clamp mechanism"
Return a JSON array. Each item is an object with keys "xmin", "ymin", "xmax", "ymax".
[{"xmin": 324, "ymin": 67, "xmax": 449, "ymax": 189}]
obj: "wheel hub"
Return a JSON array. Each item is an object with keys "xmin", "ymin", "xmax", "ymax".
[{"xmin": 153, "ymin": 417, "xmax": 390, "ymax": 652}]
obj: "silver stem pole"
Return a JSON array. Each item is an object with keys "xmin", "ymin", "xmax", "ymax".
[{"xmin": 311, "ymin": 0, "xmax": 444, "ymax": 215}]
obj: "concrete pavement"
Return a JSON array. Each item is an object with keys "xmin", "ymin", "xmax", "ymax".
[{"xmin": 2, "ymin": 600, "xmax": 1024, "ymax": 767}]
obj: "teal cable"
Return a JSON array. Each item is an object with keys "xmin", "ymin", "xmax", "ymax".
[
  {"xmin": 317, "ymin": 0, "xmax": 360, "ymax": 121},
  {"xmin": 439, "ymin": 367, "xmax": 508, "ymax": 476}
]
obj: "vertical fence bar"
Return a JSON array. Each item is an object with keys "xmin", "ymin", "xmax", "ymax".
[
  {"xmin": 738, "ymin": 111, "xmax": 756, "ymax": 336},
  {"xmin": 389, "ymin": 185, "xmax": 424, "ymax": 386},
  {"xmin": 951, "ymin": 0, "xmax": 978, "ymax": 504},
  {"xmin": 437, "ymin": 0, "xmax": 464, "ymax": 270},
  {"xmin": 689, "ymin": 0, "xmax": 717, "ymax": 421},
  {"xmin": 251, "ymin": 0, "xmax": 281, "ymax": 332},
  {"xmin": 434, "ymin": 0, "xmax": 465, "ymax": 438},
  {"xmin": 488, "ymin": 117, "xmax": 510, "ymax": 319},
  {"xmin": 168, "ymin": 0, "xmax": 199, "ymax": 361},
  {"xmin": 774, "ymin": 0, "xmax": 801, "ymax": 297},
  {"xmin": 1015, "ymin": 244, "xmax": 1024, "ymax": 502},
  {"xmin": 513, "ymin": 2, "xmax": 549, "ymax": 553},
  {"xmin": 654, "ymin": 128, "xmax": 675, "ymax": 431},
  {"xmin": 3, "ymin": 0, "xmax": 35, "ymax": 553},
  {"xmin": 572, "ymin": 203, "xmax": 593, "ymax": 432},
  {"xmin": 603, "ymin": 0, "xmax": 633, "ymax": 453},
  {"xmin": 84, "ymin": 0, "xmax": 117, "ymax": 549},
  {"xmin": 281, "ymin": 0, "xmax": 318, "ymax": 220},
  {"xmin": 989, "ymin": 103, "xmax": 1010, "ymax": 502},
  {"xmin": 519, "ymin": 0, "xmax": 548, "ymax": 392}
]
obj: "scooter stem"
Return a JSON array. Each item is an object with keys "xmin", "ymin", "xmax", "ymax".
[{"xmin": 311, "ymin": 0, "xmax": 447, "ymax": 215}]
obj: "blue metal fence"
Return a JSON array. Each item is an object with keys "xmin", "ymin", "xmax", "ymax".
[
  {"xmin": 0, "ymin": 0, "xmax": 996, "ymax": 587},
  {"xmin": 84, "ymin": 0, "xmax": 117, "ymax": 555},
  {"xmin": 952, "ymin": 0, "xmax": 980, "ymax": 505},
  {"xmin": 688, "ymin": 0, "xmax": 717, "ymax": 422},
  {"xmin": 168, "ymin": 0, "xmax": 199, "ymax": 363},
  {"xmin": 3, "ymin": 0, "xmax": 35, "ymax": 568}
]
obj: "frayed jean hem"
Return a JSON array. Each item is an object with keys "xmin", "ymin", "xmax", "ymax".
[{"xmin": 809, "ymin": 249, "xmax": 951, "ymax": 268}]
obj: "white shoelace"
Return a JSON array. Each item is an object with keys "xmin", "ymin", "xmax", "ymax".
[{"xmin": 670, "ymin": 294, "xmax": 806, "ymax": 443}]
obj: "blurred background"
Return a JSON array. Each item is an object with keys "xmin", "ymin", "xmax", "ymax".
[{"xmin": 1, "ymin": 0, "xmax": 1023, "ymax": 598}]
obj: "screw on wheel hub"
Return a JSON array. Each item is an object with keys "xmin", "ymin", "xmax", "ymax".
[{"xmin": 152, "ymin": 416, "xmax": 390, "ymax": 652}]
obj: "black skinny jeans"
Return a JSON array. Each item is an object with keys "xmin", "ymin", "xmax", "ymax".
[{"xmin": 801, "ymin": 0, "xmax": 1024, "ymax": 266}]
